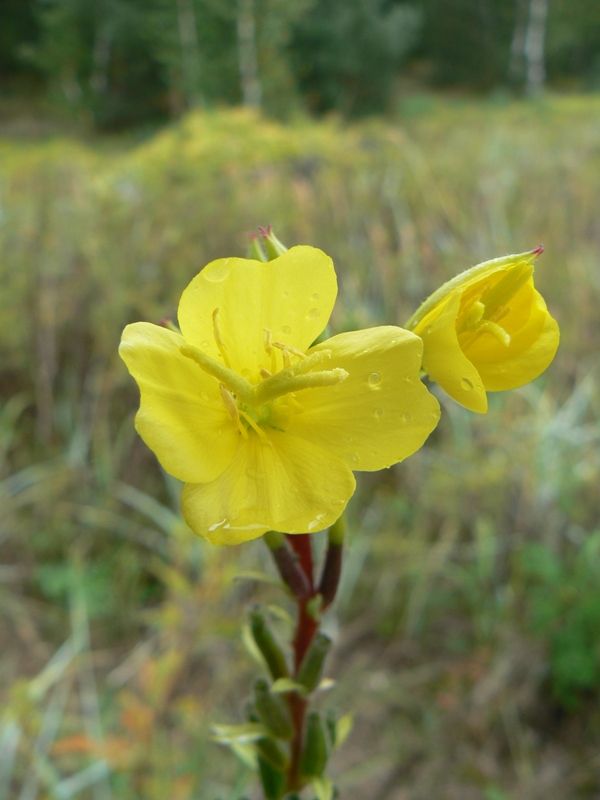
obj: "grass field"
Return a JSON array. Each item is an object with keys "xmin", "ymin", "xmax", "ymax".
[{"xmin": 1, "ymin": 95, "xmax": 600, "ymax": 799}]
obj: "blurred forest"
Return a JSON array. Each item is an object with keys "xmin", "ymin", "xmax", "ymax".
[
  {"xmin": 1, "ymin": 0, "xmax": 600, "ymax": 128},
  {"xmin": 2, "ymin": 1, "xmax": 600, "ymax": 799}
]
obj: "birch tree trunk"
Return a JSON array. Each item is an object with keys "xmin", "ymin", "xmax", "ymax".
[
  {"xmin": 524, "ymin": 0, "xmax": 549, "ymax": 95},
  {"xmin": 237, "ymin": 0, "xmax": 262, "ymax": 108},
  {"xmin": 508, "ymin": 0, "xmax": 528, "ymax": 85},
  {"xmin": 176, "ymin": 0, "xmax": 203, "ymax": 108}
]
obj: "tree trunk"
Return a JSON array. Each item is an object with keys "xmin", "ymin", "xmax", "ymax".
[
  {"xmin": 508, "ymin": 0, "xmax": 528, "ymax": 85},
  {"xmin": 237, "ymin": 0, "xmax": 262, "ymax": 108},
  {"xmin": 176, "ymin": 0, "xmax": 203, "ymax": 108},
  {"xmin": 524, "ymin": 0, "xmax": 549, "ymax": 95}
]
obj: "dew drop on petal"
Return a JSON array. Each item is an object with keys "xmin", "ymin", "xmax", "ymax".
[
  {"xmin": 351, "ymin": 453, "xmax": 360, "ymax": 464},
  {"xmin": 311, "ymin": 292, "xmax": 319, "ymax": 302},
  {"xmin": 401, "ymin": 412, "xmax": 412, "ymax": 423},
  {"xmin": 307, "ymin": 308, "xmax": 320, "ymax": 320},
  {"xmin": 368, "ymin": 372, "xmax": 382, "ymax": 388},
  {"xmin": 461, "ymin": 377, "xmax": 474, "ymax": 391},
  {"xmin": 282, "ymin": 324, "xmax": 292, "ymax": 334},
  {"xmin": 374, "ymin": 407, "xmax": 384, "ymax": 420},
  {"xmin": 204, "ymin": 262, "xmax": 231, "ymax": 283}
]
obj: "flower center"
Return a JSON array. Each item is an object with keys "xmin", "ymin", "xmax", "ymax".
[
  {"xmin": 458, "ymin": 262, "xmax": 533, "ymax": 351},
  {"xmin": 180, "ymin": 308, "xmax": 348, "ymax": 437}
]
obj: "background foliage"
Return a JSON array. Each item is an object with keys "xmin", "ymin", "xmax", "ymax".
[
  {"xmin": 1, "ymin": 0, "xmax": 600, "ymax": 127},
  {"xmin": 1, "ymin": 95, "xmax": 599, "ymax": 797}
]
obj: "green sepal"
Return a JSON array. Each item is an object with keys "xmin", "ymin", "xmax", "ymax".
[
  {"xmin": 258, "ymin": 755, "xmax": 286, "ymax": 800},
  {"xmin": 260, "ymin": 226, "xmax": 288, "ymax": 259},
  {"xmin": 305, "ymin": 594, "xmax": 323, "ymax": 621},
  {"xmin": 324, "ymin": 711, "xmax": 353, "ymax": 751},
  {"xmin": 249, "ymin": 236, "xmax": 268, "ymax": 262},
  {"xmin": 212, "ymin": 722, "xmax": 267, "ymax": 744},
  {"xmin": 311, "ymin": 776, "xmax": 335, "ymax": 800},
  {"xmin": 249, "ymin": 607, "xmax": 289, "ymax": 680},
  {"xmin": 297, "ymin": 632, "xmax": 332, "ymax": 693},
  {"xmin": 300, "ymin": 711, "xmax": 329, "ymax": 778},
  {"xmin": 254, "ymin": 678, "xmax": 294, "ymax": 739},
  {"xmin": 256, "ymin": 736, "xmax": 288, "ymax": 770}
]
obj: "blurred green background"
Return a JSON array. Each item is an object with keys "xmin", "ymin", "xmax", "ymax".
[{"xmin": 1, "ymin": 1, "xmax": 600, "ymax": 798}]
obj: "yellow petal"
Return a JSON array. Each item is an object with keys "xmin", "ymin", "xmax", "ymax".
[
  {"xmin": 177, "ymin": 246, "xmax": 337, "ymax": 376},
  {"xmin": 416, "ymin": 292, "xmax": 488, "ymax": 413},
  {"xmin": 469, "ymin": 290, "xmax": 560, "ymax": 391},
  {"xmin": 289, "ymin": 327, "xmax": 441, "ymax": 470},
  {"xmin": 119, "ymin": 322, "xmax": 238, "ymax": 482},
  {"xmin": 181, "ymin": 432, "xmax": 355, "ymax": 545}
]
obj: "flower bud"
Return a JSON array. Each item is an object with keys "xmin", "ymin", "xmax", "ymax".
[
  {"xmin": 254, "ymin": 678, "xmax": 294, "ymax": 740},
  {"xmin": 296, "ymin": 632, "xmax": 332, "ymax": 693},
  {"xmin": 249, "ymin": 607, "xmax": 289, "ymax": 680}
]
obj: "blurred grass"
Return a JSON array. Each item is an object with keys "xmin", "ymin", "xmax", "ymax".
[{"xmin": 1, "ymin": 95, "xmax": 599, "ymax": 799}]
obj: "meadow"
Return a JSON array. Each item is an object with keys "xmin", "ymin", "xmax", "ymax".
[{"xmin": 1, "ymin": 95, "xmax": 599, "ymax": 799}]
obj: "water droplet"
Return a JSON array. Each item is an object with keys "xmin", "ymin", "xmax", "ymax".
[
  {"xmin": 461, "ymin": 377, "xmax": 474, "ymax": 391},
  {"xmin": 204, "ymin": 262, "xmax": 231, "ymax": 283},
  {"xmin": 311, "ymin": 292, "xmax": 319, "ymax": 302},
  {"xmin": 368, "ymin": 372, "xmax": 382, "ymax": 388},
  {"xmin": 351, "ymin": 453, "xmax": 360, "ymax": 464},
  {"xmin": 282, "ymin": 324, "xmax": 292, "ymax": 334},
  {"xmin": 307, "ymin": 307, "xmax": 320, "ymax": 320},
  {"xmin": 374, "ymin": 407, "xmax": 384, "ymax": 420},
  {"xmin": 401, "ymin": 412, "xmax": 412, "ymax": 423}
]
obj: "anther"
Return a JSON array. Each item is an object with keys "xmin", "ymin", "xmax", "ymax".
[
  {"xmin": 219, "ymin": 384, "xmax": 248, "ymax": 438},
  {"xmin": 478, "ymin": 320, "xmax": 511, "ymax": 347},
  {"xmin": 212, "ymin": 308, "xmax": 230, "ymax": 367}
]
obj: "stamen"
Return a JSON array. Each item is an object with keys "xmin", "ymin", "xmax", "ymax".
[
  {"xmin": 478, "ymin": 320, "xmax": 511, "ymax": 347},
  {"xmin": 212, "ymin": 308, "xmax": 231, "ymax": 367},
  {"xmin": 238, "ymin": 408, "xmax": 269, "ymax": 441},
  {"xmin": 255, "ymin": 367, "xmax": 348, "ymax": 405},
  {"xmin": 180, "ymin": 343, "xmax": 255, "ymax": 404},
  {"xmin": 272, "ymin": 341, "xmax": 306, "ymax": 359},
  {"xmin": 219, "ymin": 384, "xmax": 248, "ymax": 438},
  {"xmin": 263, "ymin": 329, "xmax": 277, "ymax": 372},
  {"xmin": 480, "ymin": 263, "xmax": 532, "ymax": 316},
  {"xmin": 263, "ymin": 328, "xmax": 273, "ymax": 354},
  {"xmin": 462, "ymin": 300, "xmax": 486, "ymax": 329}
]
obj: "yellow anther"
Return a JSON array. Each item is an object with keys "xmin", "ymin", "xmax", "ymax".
[
  {"xmin": 462, "ymin": 300, "xmax": 486, "ymax": 329},
  {"xmin": 478, "ymin": 320, "xmax": 512, "ymax": 347},
  {"xmin": 272, "ymin": 341, "xmax": 306, "ymax": 359},
  {"xmin": 212, "ymin": 308, "xmax": 231, "ymax": 367},
  {"xmin": 219, "ymin": 384, "xmax": 248, "ymax": 438},
  {"xmin": 263, "ymin": 329, "xmax": 273, "ymax": 353},
  {"xmin": 239, "ymin": 408, "xmax": 269, "ymax": 441}
]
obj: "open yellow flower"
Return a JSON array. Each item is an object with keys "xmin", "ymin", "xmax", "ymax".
[
  {"xmin": 406, "ymin": 248, "xmax": 559, "ymax": 414},
  {"xmin": 120, "ymin": 246, "xmax": 440, "ymax": 544}
]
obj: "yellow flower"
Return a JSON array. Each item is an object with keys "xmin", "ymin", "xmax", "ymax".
[
  {"xmin": 119, "ymin": 246, "xmax": 440, "ymax": 544},
  {"xmin": 406, "ymin": 247, "xmax": 559, "ymax": 413}
]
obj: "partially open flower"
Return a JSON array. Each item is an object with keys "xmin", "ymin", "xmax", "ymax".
[
  {"xmin": 406, "ymin": 248, "xmax": 559, "ymax": 413},
  {"xmin": 120, "ymin": 246, "xmax": 440, "ymax": 544}
]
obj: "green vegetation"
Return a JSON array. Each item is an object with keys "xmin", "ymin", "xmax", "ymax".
[
  {"xmin": 2, "ymin": 96, "xmax": 600, "ymax": 797},
  {"xmin": 2, "ymin": 0, "xmax": 600, "ymax": 127}
]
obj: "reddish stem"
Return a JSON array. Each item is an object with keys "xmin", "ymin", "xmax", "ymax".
[
  {"xmin": 287, "ymin": 534, "xmax": 314, "ymax": 590},
  {"xmin": 284, "ymin": 535, "xmax": 319, "ymax": 790}
]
